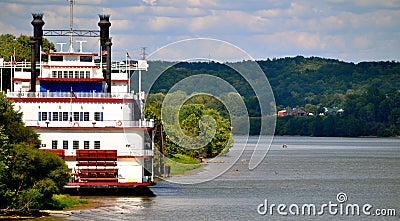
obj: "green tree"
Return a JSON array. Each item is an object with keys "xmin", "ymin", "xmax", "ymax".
[
  {"xmin": 0, "ymin": 34, "xmax": 55, "ymax": 90},
  {"xmin": 145, "ymin": 91, "xmax": 232, "ymax": 159},
  {"xmin": 0, "ymin": 34, "xmax": 55, "ymax": 62},
  {"xmin": 0, "ymin": 93, "xmax": 40, "ymax": 148},
  {"xmin": 0, "ymin": 93, "xmax": 69, "ymax": 211}
]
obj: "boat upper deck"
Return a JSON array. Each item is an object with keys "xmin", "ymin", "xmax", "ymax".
[{"xmin": 6, "ymin": 91, "xmax": 141, "ymax": 99}]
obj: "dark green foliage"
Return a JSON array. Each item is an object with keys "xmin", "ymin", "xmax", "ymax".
[
  {"xmin": 145, "ymin": 57, "xmax": 400, "ymax": 136},
  {"xmin": 273, "ymin": 87, "xmax": 400, "ymax": 136},
  {"xmin": 0, "ymin": 93, "xmax": 70, "ymax": 211},
  {"xmin": 145, "ymin": 92, "xmax": 232, "ymax": 159},
  {"xmin": 146, "ymin": 57, "xmax": 400, "ymax": 115},
  {"xmin": 0, "ymin": 34, "xmax": 55, "ymax": 90},
  {"xmin": 0, "ymin": 93, "xmax": 40, "ymax": 148}
]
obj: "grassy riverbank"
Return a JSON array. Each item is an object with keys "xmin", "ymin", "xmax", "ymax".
[
  {"xmin": 0, "ymin": 194, "xmax": 90, "ymax": 219},
  {"xmin": 50, "ymin": 194, "xmax": 89, "ymax": 210},
  {"xmin": 166, "ymin": 154, "xmax": 201, "ymax": 175}
]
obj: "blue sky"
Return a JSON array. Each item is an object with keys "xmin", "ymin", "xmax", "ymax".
[{"xmin": 0, "ymin": 0, "xmax": 399, "ymax": 63}]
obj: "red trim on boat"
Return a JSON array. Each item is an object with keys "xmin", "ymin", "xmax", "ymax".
[
  {"xmin": 31, "ymin": 127, "xmax": 153, "ymax": 131},
  {"xmin": 45, "ymin": 52, "xmax": 98, "ymax": 56},
  {"xmin": 111, "ymin": 79, "xmax": 129, "ymax": 83},
  {"xmin": 42, "ymin": 65, "xmax": 100, "ymax": 68},
  {"xmin": 64, "ymin": 155, "xmax": 152, "ymax": 160},
  {"xmin": 37, "ymin": 77, "xmax": 103, "ymax": 82},
  {"xmin": 65, "ymin": 182, "xmax": 154, "ymax": 187},
  {"xmin": 36, "ymin": 78, "xmax": 127, "ymax": 83},
  {"xmin": 64, "ymin": 155, "xmax": 153, "ymax": 160},
  {"xmin": 116, "ymin": 155, "xmax": 153, "ymax": 158},
  {"xmin": 12, "ymin": 78, "xmax": 31, "ymax": 82},
  {"xmin": 9, "ymin": 97, "xmax": 133, "ymax": 103}
]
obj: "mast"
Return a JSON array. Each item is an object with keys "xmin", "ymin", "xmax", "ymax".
[
  {"xmin": 68, "ymin": 0, "xmax": 75, "ymax": 52},
  {"xmin": 139, "ymin": 47, "xmax": 147, "ymax": 93}
]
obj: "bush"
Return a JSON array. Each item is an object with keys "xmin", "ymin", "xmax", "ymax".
[
  {"xmin": 49, "ymin": 194, "xmax": 88, "ymax": 210},
  {"xmin": 171, "ymin": 154, "xmax": 199, "ymax": 164}
]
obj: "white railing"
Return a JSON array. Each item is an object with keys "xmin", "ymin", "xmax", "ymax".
[
  {"xmin": 61, "ymin": 149, "xmax": 153, "ymax": 157},
  {"xmin": 118, "ymin": 149, "xmax": 154, "ymax": 157},
  {"xmin": 6, "ymin": 91, "xmax": 135, "ymax": 99},
  {"xmin": 24, "ymin": 119, "xmax": 154, "ymax": 128},
  {"xmin": 1, "ymin": 60, "xmax": 148, "ymax": 71}
]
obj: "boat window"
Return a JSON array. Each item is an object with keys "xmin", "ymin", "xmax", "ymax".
[
  {"xmin": 86, "ymin": 71, "xmax": 90, "ymax": 78},
  {"xmin": 52, "ymin": 140, "xmax": 58, "ymax": 149},
  {"xmin": 94, "ymin": 141, "xmax": 100, "ymax": 149},
  {"xmin": 58, "ymin": 71, "xmax": 62, "ymax": 78},
  {"xmin": 94, "ymin": 112, "xmax": 103, "ymax": 121},
  {"xmin": 73, "ymin": 112, "xmax": 80, "ymax": 121},
  {"xmin": 52, "ymin": 71, "xmax": 57, "ymax": 78},
  {"xmin": 63, "ymin": 71, "xmax": 68, "ymax": 78},
  {"xmin": 50, "ymin": 56, "xmax": 63, "ymax": 61},
  {"xmin": 52, "ymin": 112, "xmax": 59, "ymax": 121},
  {"xmin": 62, "ymin": 112, "xmax": 69, "ymax": 121},
  {"xmin": 42, "ymin": 112, "xmax": 48, "ymax": 121},
  {"xmin": 63, "ymin": 140, "xmax": 68, "ymax": 149},
  {"xmin": 80, "ymin": 56, "xmax": 92, "ymax": 62},
  {"xmin": 69, "ymin": 71, "xmax": 73, "ymax": 78},
  {"xmin": 65, "ymin": 56, "xmax": 78, "ymax": 61},
  {"xmin": 74, "ymin": 71, "xmax": 79, "ymax": 78},
  {"xmin": 84, "ymin": 141, "xmax": 89, "ymax": 149},
  {"xmin": 73, "ymin": 141, "xmax": 79, "ymax": 149},
  {"xmin": 84, "ymin": 112, "xmax": 89, "ymax": 121},
  {"xmin": 80, "ymin": 71, "xmax": 85, "ymax": 78}
]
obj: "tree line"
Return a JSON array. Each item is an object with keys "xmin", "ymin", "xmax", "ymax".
[
  {"xmin": 275, "ymin": 86, "xmax": 400, "ymax": 137},
  {"xmin": 143, "ymin": 57, "xmax": 400, "ymax": 137}
]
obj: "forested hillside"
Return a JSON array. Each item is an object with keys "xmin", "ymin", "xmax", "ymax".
[
  {"xmin": 147, "ymin": 57, "xmax": 400, "ymax": 112},
  {"xmin": 145, "ymin": 57, "xmax": 400, "ymax": 136}
]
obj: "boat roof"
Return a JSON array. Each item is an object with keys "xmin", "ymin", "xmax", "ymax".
[{"xmin": 45, "ymin": 52, "xmax": 98, "ymax": 56}]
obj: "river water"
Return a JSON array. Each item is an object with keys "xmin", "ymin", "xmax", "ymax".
[{"xmin": 37, "ymin": 136, "xmax": 400, "ymax": 220}]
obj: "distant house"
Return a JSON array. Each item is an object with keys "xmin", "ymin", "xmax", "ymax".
[
  {"xmin": 278, "ymin": 108, "xmax": 307, "ymax": 117},
  {"xmin": 288, "ymin": 108, "xmax": 307, "ymax": 116},
  {"xmin": 323, "ymin": 107, "xmax": 344, "ymax": 115},
  {"xmin": 278, "ymin": 110, "xmax": 286, "ymax": 116}
]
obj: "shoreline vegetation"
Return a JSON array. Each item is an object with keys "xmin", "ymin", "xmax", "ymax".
[
  {"xmin": 0, "ymin": 194, "xmax": 90, "ymax": 219},
  {"xmin": 164, "ymin": 153, "xmax": 202, "ymax": 176}
]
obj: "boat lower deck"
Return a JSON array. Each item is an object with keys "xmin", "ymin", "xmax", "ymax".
[{"xmin": 64, "ymin": 182, "xmax": 156, "ymax": 196}]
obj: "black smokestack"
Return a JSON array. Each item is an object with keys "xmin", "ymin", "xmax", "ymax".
[
  {"xmin": 98, "ymin": 14, "xmax": 112, "ymax": 93},
  {"xmin": 98, "ymin": 14, "xmax": 111, "ymax": 51},
  {"xmin": 30, "ymin": 13, "xmax": 45, "ymax": 92},
  {"xmin": 105, "ymin": 40, "xmax": 112, "ymax": 93},
  {"xmin": 29, "ymin": 38, "xmax": 36, "ymax": 92}
]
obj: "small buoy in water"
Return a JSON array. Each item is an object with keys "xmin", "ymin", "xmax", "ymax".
[{"xmin": 282, "ymin": 144, "xmax": 287, "ymax": 148}]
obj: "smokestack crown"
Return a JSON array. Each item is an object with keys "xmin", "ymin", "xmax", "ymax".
[
  {"xmin": 31, "ymin": 13, "xmax": 45, "ymax": 26},
  {"xmin": 98, "ymin": 14, "xmax": 111, "ymax": 27}
]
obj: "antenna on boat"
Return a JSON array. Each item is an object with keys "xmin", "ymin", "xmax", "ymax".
[
  {"xmin": 140, "ymin": 47, "xmax": 147, "ymax": 60},
  {"xmin": 68, "ymin": 0, "xmax": 75, "ymax": 52}
]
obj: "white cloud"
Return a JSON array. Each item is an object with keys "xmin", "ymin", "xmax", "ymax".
[
  {"xmin": 1, "ymin": 0, "xmax": 399, "ymax": 62},
  {"xmin": 353, "ymin": 36, "xmax": 372, "ymax": 50},
  {"xmin": 147, "ymin": 16, "xmax": 186, "ymax": 32},
  {"xmin": 142, "ymin": 0, "xmax": 157, "ymax": 6}
]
